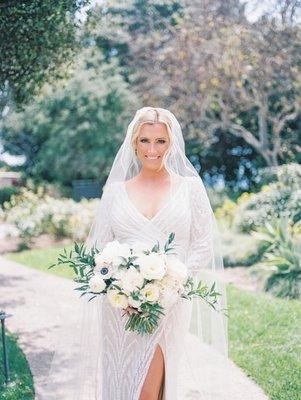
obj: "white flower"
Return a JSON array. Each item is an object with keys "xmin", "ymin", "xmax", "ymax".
[
  {"xmin": 119, "ymin": 266, "xmax": 144, "ymax": 293},
  {"xmin": 94, "ymin": 253, "xmax": 117, "ymax": 279},
  {"xmin": 158, "ymin": 286, "xmax": 178, "ymax": 309},
  {"xmin": 131, "ymin": 241, "xmax": 148, "ymax": 257},
  {"xmin": 107, "ymin": 290, "xmax": 128, "ymax": 309},
  {"xmin": 137, "ymin": 253, "xmax": 166, "ymax": 280},
  {"xmin": 165, "ymin": 255, "xmax": 188, "ymax": 283},
  {"xmin": 160, "ymin": 275, "xmax": 182, "ymax": 290},
  {"xmin": 128, "ymin": 295, "xmax": 143, "ymax": 308},
  {"xmin": 89, "ymin": 275, "xmax": 106, "ymax": 293},
  {"xmin": 141, "ymin": 283, "xmax": 160, "ymax": 303},
  {"xmin": 98, "ymin": 241, "xmax": 131, "ymax": 266}
]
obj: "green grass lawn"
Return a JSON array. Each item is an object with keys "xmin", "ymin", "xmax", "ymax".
[
  {"xmin": 227, "ymin": 284, "xmax": 301, "ymax": 400},
  {"xmin": 0, "ymin": 332, "xmax": 34, "ymax": 400},
  {"xmin": 5, "ymin": 245, "xmax": 75, "ymax": 279},
  {"xmin": 4, "ymin": 247, "xmax": 301, "ymax": 400}
]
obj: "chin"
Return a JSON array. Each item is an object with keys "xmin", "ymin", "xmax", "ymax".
[{"xmin": 141, "ymin": 162, "xmax": 162, "ymax": 171}]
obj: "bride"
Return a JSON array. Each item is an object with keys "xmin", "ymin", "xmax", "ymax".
[{"xmin": 42, "ymin": 107, "xmax": 228, "ymax": 400}]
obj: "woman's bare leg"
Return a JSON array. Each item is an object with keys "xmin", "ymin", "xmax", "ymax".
[{"xmin": 139, "ymin": 344, "xmax": 165, "ymax": 400}]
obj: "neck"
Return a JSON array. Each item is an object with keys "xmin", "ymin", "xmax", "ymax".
[{"xmin": 138, "ymin": 167, "xmax": 170, "ymax": 182}]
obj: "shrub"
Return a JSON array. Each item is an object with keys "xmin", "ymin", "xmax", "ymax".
[
  {"xmin": 253, "ymin": 218, "xmax": 301, "ymax": 299},
  {"xmin": 234, "ymin": 163, "xmax": 301, "ymax": 233},
  {"xmin": 0, "ymin": 186, "xmax": 21, "ymax": 205},
  {"xmin": 3, "ymin": 187, "xmax": 100, "ymax": 244},
  {"xmin": 255, "ymin": 162, "xmax": 301, "ymax": 189}
]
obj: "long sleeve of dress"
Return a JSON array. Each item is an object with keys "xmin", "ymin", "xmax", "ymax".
[
  {"xmin": 186, "ymin": 177, "xmax": 215, "ymax": 277},
  {"xmin": 85, "ymin": 183, "xmax": 115, "ymax": 251}
]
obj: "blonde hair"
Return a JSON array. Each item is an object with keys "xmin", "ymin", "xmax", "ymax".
[{"xmin": 131, "ymin": 107, "xmax": 173, "ymax": 172}]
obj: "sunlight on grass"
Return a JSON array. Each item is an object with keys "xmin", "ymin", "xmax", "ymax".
[
  {"xmin": 227, "ymin": 284, "xmax": 301, "ymax": 400},
  {"xmin": 5, "ymin": 245, "xmax": 75, "ymax": 280}
]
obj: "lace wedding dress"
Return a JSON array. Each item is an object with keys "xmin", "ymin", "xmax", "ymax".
[
  {"xmin": 75, "ymin": 175, "xmax": 227, "ymax": 400},
  {"xmin": 41, "ymin": 107, "xmax": 230, "ymax": 400}
]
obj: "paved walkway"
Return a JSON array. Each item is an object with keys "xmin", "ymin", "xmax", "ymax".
[{"xmin": 0, "ymin": 256, "xmax": 269, "ymax": 399}]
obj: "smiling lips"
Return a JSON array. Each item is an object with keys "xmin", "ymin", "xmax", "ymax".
[{"xmin": 146, "ymin": 156, "xmax": 160, "ymax": 159}]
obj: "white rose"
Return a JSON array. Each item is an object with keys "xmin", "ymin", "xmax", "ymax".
[
  {"xmin": 158, "ymin": 286, "xmax": 178, "ymax": 309},
  {"xmin": 141, "ymin": 283, "xmax": 160, "ymax": 303},
  {"xmin": 89, "ymin": 275, "xmax": 106, "ymax": 293},
  {"xmin": 165, "ymin": 255, "xmax": 188, "ymax": 283},
  {"xmin": 119, "ymin": 267, "xmax": 144, "ymax": 293},
  {"xmin": 107, "ymin": 290, "xmax": 128, "ymax": 309},
  {"xmin": 98, "ymin": 241, "xmax": 131, "ymax": 266},
  {"xmin": 160, "ymin": 274, "xmax": 182, "ymax": 290},
  {"xmin": 137, "ymin": 253, "xmax": 166, "ymax": 280}
]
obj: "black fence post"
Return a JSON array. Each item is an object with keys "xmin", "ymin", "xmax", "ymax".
[{"xmin": 0, "ymin": 310, "xmax": 12, "ymax": 385}]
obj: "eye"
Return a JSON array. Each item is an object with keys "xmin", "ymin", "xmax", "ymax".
[
  {"xmin": 158, "ymin": 139, "xmax": 166, "ymax": 144},
  {"xmin": 140, "ymin": 138, "xmax": 148, "ymax": 143}
]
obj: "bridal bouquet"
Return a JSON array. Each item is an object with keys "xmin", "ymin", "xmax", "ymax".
[{"xmin": 49, "ymin": 233, "xmax": 223, "ymax": 335}]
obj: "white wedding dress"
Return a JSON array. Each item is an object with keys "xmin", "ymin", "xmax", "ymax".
[
  {"xmin": 41, "ymin": 107, "xmax": 266, "ymax": 400},
  {"xmin": 75, "ymin": 175, "xmax": 227, "ymax": 400}
]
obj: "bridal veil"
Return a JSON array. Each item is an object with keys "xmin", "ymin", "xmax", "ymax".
[{"xmin": 40, "ymin": 107, "xmax": 228, "ymax": 400}]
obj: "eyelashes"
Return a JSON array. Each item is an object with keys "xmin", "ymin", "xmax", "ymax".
[{"xmin": 140, "ymin": 139, "xmax": 166, "ymax": 144}]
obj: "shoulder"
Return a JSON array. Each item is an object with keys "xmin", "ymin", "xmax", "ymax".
[
  {"xmin": 186, "ymin": 176, "xmax": 211, "ymax": 205},
  {"xmin": 186, "ymin": 176, "xmax": 205, "ymax": 192},
  {"xmin": 101, "ymin": 182, "xmax": 120, "ymax": 199}
]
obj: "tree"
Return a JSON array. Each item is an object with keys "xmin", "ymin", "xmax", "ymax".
[
  {"xmin": 0, "ymin": 0, "xmax": 89, "ymax": 108},
  {"xmin": 200, "ymin": 19, "xmax": 301, "ymax": 167},
  {"xmin": 157, "ymin": 1, "xmax": 301, "ymax": 166},
  {"xmin": 81, "ymin": 0, "xmax": 300, "ymax": 190},
  {"xmin": 0, "ymin": 50, "xmax": 138, "ymax": 190}
]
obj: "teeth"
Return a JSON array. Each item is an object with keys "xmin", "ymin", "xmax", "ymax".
[{"xmin": 146, "ymin": 156, "xmax": 159, "ymax": 159}]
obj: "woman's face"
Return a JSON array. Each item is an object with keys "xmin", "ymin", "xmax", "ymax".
[{"xmin": 135, "ymin": 122, "xmax": 170, "ymax": 171}]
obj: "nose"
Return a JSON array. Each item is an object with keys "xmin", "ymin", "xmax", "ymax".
[{"xmin": 147, "ymin": 142, "xmax": 158, "ymax": 155}]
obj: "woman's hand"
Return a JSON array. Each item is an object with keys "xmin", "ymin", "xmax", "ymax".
[{"xmin": 121, "ymin": 305, "xmax": 139, "ymax": 317}]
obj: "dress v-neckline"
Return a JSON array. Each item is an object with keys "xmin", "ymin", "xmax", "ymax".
[{"xmin": 121, "ymin": 178, "xmax": 186, "ymax": 222}]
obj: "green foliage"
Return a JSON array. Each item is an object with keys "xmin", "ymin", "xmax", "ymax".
[
  {"xmin": 253, "ymin": 218, "xmax": 301, "ymax": 299},
  {"xmin": 3, "ymin": 187, "xmax": 99, "ymax": 245},
  {"xmin": 234, "ymin": 163, "xmax": 301, "ymax": 233},
  {"xmin": 0, "ymin": 0, "xmax": 88, "ymax": 107},
  {"xmin": 0, "ymin": 186, "xmax": 20, "ymax": 206},
  {"xmin": 1, "ymin": 51, "xmax": 137, "ymax": 189},
  {"xmin": 255, "ymin": 163, "xmax": 301, "ymax": 190},
  {"xmin": 0, "ymin": 331, "xmax": 34, "ymax": 399},
  {"xmin": 124, "ymin": 303, "xmax": 165, "ymax": 335}
]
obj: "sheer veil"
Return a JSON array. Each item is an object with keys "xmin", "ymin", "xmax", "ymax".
[{"xmin": 40, "ymin": 107, "xmax": 228, "ymax": 400}]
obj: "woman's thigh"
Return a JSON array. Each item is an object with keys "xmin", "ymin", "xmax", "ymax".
[{"xmin": 139, "ymin": 344, "xmax": 165, "ymax": 400}]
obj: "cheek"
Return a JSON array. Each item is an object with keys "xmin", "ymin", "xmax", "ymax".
[{"xmin": 161, "ymin": 143, "xmax": 170, "ymax": 154}]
